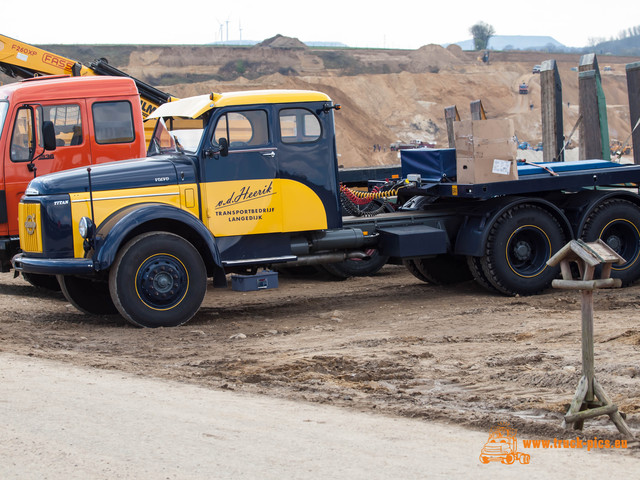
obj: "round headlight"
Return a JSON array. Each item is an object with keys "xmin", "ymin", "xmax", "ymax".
[{"xmin": 78, "ymin": 217, "xmax": 94, "ymax": 239}]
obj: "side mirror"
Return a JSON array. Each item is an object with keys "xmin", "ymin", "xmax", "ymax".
[
  {"xmin": 42, "ymin": 121, "xmax": 57, "ymax": 151},
  {"xmin": 218, "ymin": 137, "xmax": 229, "ymax": 157}
]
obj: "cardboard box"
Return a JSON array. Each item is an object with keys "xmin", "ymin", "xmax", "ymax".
[
  {"xmin": 456, "ymin": 157, "xmax": 518, "ymax": 184},
  {"xmin": 454, "ymin": 119, "xmax": 518, "ymax": 184}
]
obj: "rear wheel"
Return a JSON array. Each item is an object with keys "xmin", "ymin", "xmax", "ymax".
[
  {"xmin": 466, "ymin": 255, "xmax": 497, "ymax": 292},
  {"xmin": 403, "ymin": 258, "xmax": 430, "ymax": 282},
  {"xmin": 57, "ymin": 275, "xmax": 118, "ymax": 315},
  {"xmin": 321, "ymin": 249, "xmax": 389, "ymax": 278},
  {"xmin": 481, "ymin": 204, "xmax": 565, "ymax": 295},
  {"xmin": 412, "ymin": 254, "xmax": 473, "ymax": 285},
  {"xmin": 109, "ymin": 232, "xmax": 207, "ymax": 328},
  {"xmin": 580, "ymin": 199, "xmax": 640, "ymax": 285}
]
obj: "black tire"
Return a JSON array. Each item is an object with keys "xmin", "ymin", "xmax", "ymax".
[
  {"xmin": 57, "ymin": 275, "xmax": 119, "ymax": 315},
  {"xmin": 321, "ymin": 249, "xmax": 389, "ymax": 278},
  {"xmin": 413, "ymin": 254, "xmax": 473, "ymax": 285},
  {"xmin": 466, "ymin": 256, "xmax": 497, "ymax": 292},
  {"xmin": 274, "ymin": 265, "xmax": 323, "ymax": 277},
  {"xmin": 580, "ymin": 199, "xmax": 640, "ymax": 286},
  {"xmin": 403, "ymin": 259, "xmax": 430, "ymax": 282},
  {"xmin": 109, "ymin": 232, "xmax": 207, "ymax": 328},
  {"xmin": 480, "ymin": 204, "xmax": 565, "ymax": 296},
  {"xmin": 22, "ymin": 272, "xmax": 61, "ymax": 291}
]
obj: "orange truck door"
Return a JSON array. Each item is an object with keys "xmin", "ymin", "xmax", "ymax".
[{"xmin": 3, "ymin": 99, "xmax": 90, "ymax": 236}]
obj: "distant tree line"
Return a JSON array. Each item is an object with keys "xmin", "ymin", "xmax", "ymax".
[
  {"xmin": 468, "ymin": 21, "xmax": 639, "ymax": 56},
  {"xmin": 587, "ymin": 25, "xmax": 640, "ymax": 56}
]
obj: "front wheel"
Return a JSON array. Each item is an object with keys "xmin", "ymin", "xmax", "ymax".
[{"xmin": 109, "ymin": 232, "xmax": 207, "ymax": 328}]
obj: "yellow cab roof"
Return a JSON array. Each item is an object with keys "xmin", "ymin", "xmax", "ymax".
[{"xmin": 148, "ymin": 90, "xmax": 332, "ymax": 120}]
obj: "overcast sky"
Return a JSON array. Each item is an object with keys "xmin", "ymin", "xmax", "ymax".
[{"xmin": 5, "ymin": 0, "xmax": 636, "ymax": 49}]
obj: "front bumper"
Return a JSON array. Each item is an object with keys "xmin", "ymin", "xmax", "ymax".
[{"xmin": 12, "ymin": 254, "xmax": 95, "ymax": 276}]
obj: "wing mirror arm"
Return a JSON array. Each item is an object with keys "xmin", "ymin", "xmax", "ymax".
[{"xmin": 205, "ymin": 137, "xmax": 229, "ymax": 159}]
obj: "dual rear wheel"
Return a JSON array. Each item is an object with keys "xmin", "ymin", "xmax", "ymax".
[{"xmin": 406, "ymin": 204, "xmax": 568, "ymax": 296}]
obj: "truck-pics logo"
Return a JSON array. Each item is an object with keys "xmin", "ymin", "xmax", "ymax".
[{"xmin": 479, "ymin": 423, "xmax": 531, "ymax": 465}]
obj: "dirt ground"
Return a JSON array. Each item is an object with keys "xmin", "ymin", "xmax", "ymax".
[{"xmin": 1, "ymin": 265, "xmax": 639, "ymax": 452}]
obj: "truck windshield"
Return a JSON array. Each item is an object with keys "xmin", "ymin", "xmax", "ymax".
[
  {"xmin": 148, "ymin": 117, "xmax": 204, "ymax": 156},
  {"xmin": 0, "ymin": 101, "xmax": 8, "ymax": 138}
]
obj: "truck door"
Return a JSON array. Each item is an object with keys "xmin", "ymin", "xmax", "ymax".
[
  {"xmin": 3, "ymin": 100, "xmax": 89, "ymax": 236},
  {"xmin": 202, "ymin": 108, "xmax": 283, "ymax": 237},
  {"xmin": 275, "ymin": 105, "xmax": 341, "ymax": 230}
]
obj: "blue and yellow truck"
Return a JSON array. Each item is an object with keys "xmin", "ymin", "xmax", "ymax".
[{"xmin": 12, "ymin": 89, "xmax": 640, "ymax": 327}]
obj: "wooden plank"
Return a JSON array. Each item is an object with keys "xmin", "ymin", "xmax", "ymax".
[
  {"xmin": 551, "ymin": 278, "xmax": 620, "ymax": 290},
  {"xmin": 564, "ymin": 404, "xmax": 618, "ymax": 424},
  {"xmin": 562, "ymin": 375, "xmax": 589, "ymax": 429},
  {"xmin": 579, "ymin": 70, "xmax": 604, "ymax": 160},
  {"xmin": 470, "ymin": 100, "xmax": 486, "ymax": 120},
  {"xmin": 579, "ymin": 53, "xmax": 600, "ymax": 74},
  {"xmin": 582, "ymin": 290, "xmax": 595, "ymax": 402},
  {"xmin": 540, "ymin": 60, "xmax": 564, "ymax": 162},
  {"xmin": 626, "ymin": 62, "xmax": 640, "ymax": 165},
  {"xmin": 579, "ymin": 54, "xmax": 610, "ymax": 160},
  {"xmin": 594, "ymin": 379, "xmax": 636, "ymax": 438},
  {"xmin": 444, "ymin": 105, "xmax": 460, "ymax": 148}
]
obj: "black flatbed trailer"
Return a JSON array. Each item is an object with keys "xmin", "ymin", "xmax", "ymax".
[
  {"xmin": 416, "ymin": 164, "xmax": 640, "ymax": 200},
  {"xmin": 335, "ymin": 160, "xmax": 640, "ymax": 298}
]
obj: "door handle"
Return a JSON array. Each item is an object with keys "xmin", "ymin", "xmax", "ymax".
[{"xmin": 261, "ymin": 151, "xmax": 276, "ymax": 158}]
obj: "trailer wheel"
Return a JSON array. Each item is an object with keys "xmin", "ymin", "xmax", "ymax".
[
  {"xmin": 57, "ymin": 275, "xmax": 118, "ymax": 315},
  {"xmin": 580, "ymin": 199, "xmax": 640, "ymax": 285},
  {"xmin": 481, "ymin": 204, "xmax": 565, "ymax": 295},
  {"xmin": 466, "ymin": 256, "xmax": 497, "ymax": 292},
  {"xmin": 412, "ymin": 254, "xmax": 473, "ymax": 285},
  {"xmin": 109, "ymin": 232, "xmax": 207, "ymax": 328},
  {"xmin": 22, "ymin": 272, "xmax": 61, "ymax": 291},
  {"xmin": 321, "ymin": 249, "xmax": 388, "ymax": 278}
]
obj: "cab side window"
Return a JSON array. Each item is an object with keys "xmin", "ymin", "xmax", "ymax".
[
  {"xmin": 279, "ymin": 108, "xmax": 321, "ymax": 144},
  {"xmin": 213, "ymin": 110, "xmax": 268, "ymax": 150},
  {"xmin": 92, "ymin": 101, "xmax": 135, "ymax": 144},
  {"xmin": 43, "ymin": 104, "xmax": 83, "ymax": 147}
]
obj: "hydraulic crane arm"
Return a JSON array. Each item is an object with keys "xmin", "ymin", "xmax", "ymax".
[{"xmin": 0, "ymin": 34, "xmax": 175, "ymax": 118}]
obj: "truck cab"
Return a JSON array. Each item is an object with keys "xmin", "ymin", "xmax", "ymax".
[{"xmin": 0, "ymin": 75, "xmax": 146, "ymax": 271}]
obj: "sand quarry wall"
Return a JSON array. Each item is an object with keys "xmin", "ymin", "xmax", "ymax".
[
  {"xmin": 4, "ymin": 41, "xmax": 637, "ymax": 167},
  {"xmin": 141, "ymin": 44, "xmax": 638, "ymax": 167}
]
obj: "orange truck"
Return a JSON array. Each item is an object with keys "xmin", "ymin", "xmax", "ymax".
[{"xmin": 0, "ymin": 75, "xmax": 146, "ymax": 284}]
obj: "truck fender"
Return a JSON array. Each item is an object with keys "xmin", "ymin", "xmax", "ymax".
[
  {"xmin": 453, "ymin": 197, "xmax": 573, "ymax": 257},
  {"xmin": 556, "ymin": 189, "xmax": 640, "ymax": 236},
  {"xmin": 91, "ymin": 203, "xmax": 224, "ymax": 281}
]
